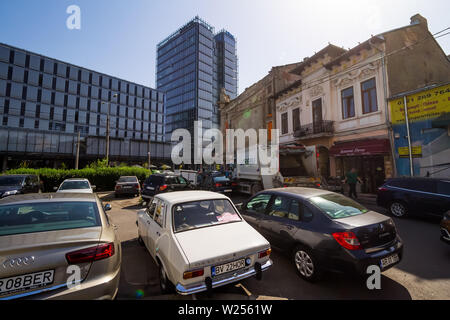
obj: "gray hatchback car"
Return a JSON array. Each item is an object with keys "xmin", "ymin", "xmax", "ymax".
[{"xmin": 0, "ymin": 193, "xmax": 121, "ymax": 300}]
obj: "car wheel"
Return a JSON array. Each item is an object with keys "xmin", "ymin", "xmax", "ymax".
[
  {"xmin": 293, "ymin": 246, "xmax": 320, "ymax": 282},
  {"xmin": 389, "ymin": 201, "xmax": 408, "ymax": 218},
  {"xmin": 159, "ymin": 264, "xmax": 174, "ymax": 294},
  {"xmin": 137, "ymin": 235, "xmax": 145, "ymax": 247},
  {"xmin": 251, "ymin": 183, "xmax": 262, "ymax": 196}
]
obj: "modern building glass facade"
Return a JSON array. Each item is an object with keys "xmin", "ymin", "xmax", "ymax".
[
  {"xmin": 0, "ymin": 43, "xmax": 169, "ymax": 169},
  {"xmin": 156, "ymin": 16, "xmax": 238, "ymax": 140}
]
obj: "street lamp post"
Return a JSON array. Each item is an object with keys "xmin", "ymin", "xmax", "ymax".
[{"xmin": 102, "ymin": 93, "xmax": 118, "ymax": 166}]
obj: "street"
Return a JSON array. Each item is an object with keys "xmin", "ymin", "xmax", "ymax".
[{"xmin": 99, "ymin": 192, "xmax": 450, "ymax": 300}]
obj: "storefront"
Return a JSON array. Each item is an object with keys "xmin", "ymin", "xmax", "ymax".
[{"xmin": 330, "ymin": 139, "xmax": 393, "ymax": 194}]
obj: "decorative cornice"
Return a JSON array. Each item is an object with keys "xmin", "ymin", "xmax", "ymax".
[{"xmin": 334, "ymin": 62, "xmax": 379, "ymax": 88}]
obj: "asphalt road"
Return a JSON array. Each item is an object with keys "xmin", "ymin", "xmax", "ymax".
[{"xmin": 99, "ymin": 192, "xmax": 450, "ymax": 300}]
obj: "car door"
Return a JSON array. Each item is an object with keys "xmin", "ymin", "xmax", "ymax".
[
  {"xmin": 241, "ymin": 193, "xmax": 272, "ymax": 230},
  {"xmin": 259, "ymin": 195, "xmax": 295, "ymax": 248},
  {"xmin": 147, "ymin": 198, "xmax": 165, "ymax": 259},
  {"xmin": 139, "ymin": 200, "xmax": 156, "ymax": 251}
]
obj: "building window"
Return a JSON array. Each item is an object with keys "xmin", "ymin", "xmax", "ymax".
[
  {"xmin": 341, "ymin": 87, "xmax": 355, "ymax": 119},
  {"xmin": 361, "ymin": 78, "xmax": 377, "ymax": 114},
  {"xmin": 281, "ymin": 112, "xmax": 288, "ymax": 135},
  {"xmin": 292, "ymin": 108, "xmax": 300, "ymax": 131}
]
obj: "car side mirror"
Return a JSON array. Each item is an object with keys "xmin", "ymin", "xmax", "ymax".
[
  {"xmin": 91, "ymin": 185, "xmax": 96, "ymax": 190},
  {"xmin": 235, "ymin": 203, "xmax": 243, "ymax": 212},
  {"xmin": 53, "ymin": 186, "xmax": 58, "ymax": 191},
  {"xmin": 104, "ymin": 203, "xmax": 112, "ymax": 211}
]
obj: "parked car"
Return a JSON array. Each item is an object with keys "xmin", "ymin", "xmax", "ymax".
[
  {"xmin": 238, "ymin": 187, "xmax": 403, "ymax": 282},
  {"xmin": 141, "ymin": 174, "xmax": 192, "ymax": 203},
  {"xmin": 136, "ymin": 191, "xmax": 272, "ymax": 295},
  {"xmin": 55, "ymin": 178, "xmax": 95, "ymax": 194},
  {"xmin": 0, "ymin": 193, "xmax": 121, "ymax": 300},
  {"xmin": 201, "ymin": 174, "xmax": 233, "ymax": 194},
  {"xmin": 377, "ymin": 177, "xmax": 450, "ymax": 218},
  {"xmin": 441, "ymin": 210, "xmax": 450, "ymax": 244},
  {"xmin": 114, "ymin": 176, "xmax": 141, "ymax": 198},
  {"xmin": 0, "ymin": 174, "xmax": 41, "ymax": 198}
]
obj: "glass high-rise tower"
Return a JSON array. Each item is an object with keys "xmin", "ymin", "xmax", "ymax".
[{"xmin": 156, "ymin": 16, "xmax": 238, "ymax": 140}]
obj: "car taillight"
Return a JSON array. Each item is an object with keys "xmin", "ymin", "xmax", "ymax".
[
  {"xmin": 159, "ymin": 185, "xmax": 168, "ymax": 191},
  {"xmin": 231, "ymin": 182, "xmax": 238, "ymax": 187},
  {"xmin": 66, "ymin": 243, "xmax": 115, "ymax": 264},
  {"xmin": 215, "ymin": 183, "xmax": 222, "ymax": 187},
  {"xmin": 258, "ymin": 248, "xmax": 272, "ymax": 259},
  {"xmin": 134, "ymin": 183, "xmax": 140, "ymax": 189},
  {"xmin": 115, "ymin": 185, "xmax": 121, "ymax": 190},
  {"xmin": 378, "ymin": 187, "xmax": 388, "ymax": 192},
  {"xmin": 332, "ymin": 232, "xmax": 362, "ymax": 250},
  {"xmin": 183, "ymin": 269, "xmax": 204, "ymax": 280}
]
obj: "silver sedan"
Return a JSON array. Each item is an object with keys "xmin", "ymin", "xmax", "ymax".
[{"xmin": 0, "ymin": 193, "xmax": 121, "ymax": 300}]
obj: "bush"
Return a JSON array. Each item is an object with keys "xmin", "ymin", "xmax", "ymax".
[{"xmin": 4, "ymin": 167, "xmax": 152, "ymax": 192}]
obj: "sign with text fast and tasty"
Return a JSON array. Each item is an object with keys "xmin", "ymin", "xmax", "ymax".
[{"xmin": 390, "ymin": 83, "xmax": 450, "ymax": 125}]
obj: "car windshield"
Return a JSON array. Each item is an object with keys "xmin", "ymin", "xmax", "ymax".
[
  {"xmin": 173, "ymin": 199, "xmax": 241, "ymax": 233},
  {"xmin": 0, "ymin": 201, "xmax": 100, "ymax": 236},
  {"xmin": 59, "ymin": 181, "xmax": 90, "ymax": 190},
  {"xmin": 118, "ymin": 177, "xmax": 137, "ymax": 183},
  {"xmin": 0, "ymin": 176, "xmax": 24, "ymax": 187},
  {"xmin": 309, "ymin": 193, "xmax": 369, "ymax": 219}
]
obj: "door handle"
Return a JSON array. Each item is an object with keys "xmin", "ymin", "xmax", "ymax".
[{"xmin": 282, "ymin": 224, "xmax": 294, "ymax": 230}]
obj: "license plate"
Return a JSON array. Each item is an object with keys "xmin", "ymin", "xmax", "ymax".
[
  {"xmin": 224, "ymin": 189, "xmax": 232, "ymax": 193},
  {"xmin": 147, "ymin": 187, "xmax": 154, "ymax": 190},
  {"xmin": 212, "ymin": 259, "xmax": 246, "ymax": 276},
  {"xmin": 0, "ymin": 270, "xmax": 54, "ymax": 297},
  {"xmin": 380, "ymin": 254, "xmax": 399, "ymax": 269},
  {"xmin": 123, "ymin": 186, "xmax": 132, "ymax": 189}
]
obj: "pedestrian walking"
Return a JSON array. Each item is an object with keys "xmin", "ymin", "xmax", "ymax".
[{"xmin": 345, "ymin": 168, "xmax": 363, "ymax": 199}]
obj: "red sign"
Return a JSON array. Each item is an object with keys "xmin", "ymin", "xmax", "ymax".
[{"xmin": 330, "ymin": 139, "xmax": 390, "ymax": 157}]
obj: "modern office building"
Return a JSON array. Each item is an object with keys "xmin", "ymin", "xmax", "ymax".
[
  {"xmin": 0, "ymin": 43, "xmax": 170, "ymax": 170},
  {"xmin": 156, "ymin": 16, "xmax": 238, "ymax": 141}
]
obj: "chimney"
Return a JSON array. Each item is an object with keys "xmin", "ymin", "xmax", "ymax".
[{"xmin": 410, "ymin": 14, "xmax": 428, "ymax": 30}]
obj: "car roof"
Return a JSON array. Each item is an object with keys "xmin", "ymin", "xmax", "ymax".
[
  {"xmin": 386, "ymin": 177, "xmax": 450, "ymax": 183},
  {"xmin": 156, "ymin": 191, "xmax": 229, "ymax": 204},
  {"xmin": 62, "ymin": 178, "xmax": 89, "ymax": 181},
  {"xmin": 262, "ymin": 187, "xmax": 333, "ymax": 199},
  {"xmin": 119, "ymin": 176, "xmax": 138, "ymax": 178},
  {"xmin": 0, "ymin": 193, "xmax": 98, "ymax": 205}
]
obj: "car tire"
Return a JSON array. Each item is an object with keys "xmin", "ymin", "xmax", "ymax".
[
  {"xmin": 137, "ymin": 235, "xmax": 145, "ymax": 247},
  {"xmin": 389, "ymin": 201, "xmax": 408, "ymax": 218},
  {"xmin": 159, "ymin": 264, "xmax": 174, "ymax": 294},
  {"xmin": 293, "ymin": 245, "xmax": 320, "ymax": 282},
  {"xmin": 251, "ymin": 183, "xmax": 263, "ymax": 196}
]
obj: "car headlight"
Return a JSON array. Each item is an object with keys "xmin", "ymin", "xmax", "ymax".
[
  {"xmin": 2, "ymin": 190, "xmax": 18, "ymax": 197},
  {"xmin": 444, "ymin": 212, "xmax": 450, "ymax": 221}
]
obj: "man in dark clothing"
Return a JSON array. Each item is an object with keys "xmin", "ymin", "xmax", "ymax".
[{"xmin": 345, "ymin": 168, "xmax": 362, "ymax": 199}]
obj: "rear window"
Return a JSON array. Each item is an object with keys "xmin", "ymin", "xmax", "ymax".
[
  {"xmin": 59, "ymin": 181, "xmax": 90, "ymax": 190},
  {"xmin": 146, "ymin": 176, "xmax": 164, "ymax": 185},
  {"xmin": 173, "ymin": 199, "xmax": 241, "ymax": 233},
  {"xmin": 118, "ymin": 177, "xmax": 138, "ymax": 183},
  {"xmin": 213, "ymin": 176, "xmax": 229, "ymax": 182},
  {"xmin": 0, "ymin": 176, "xmax": 25, "ymax": 187},
  {"xmin": 309, "ymin": 193, "xmax": 368, "ymax": 219},
  {"xmin": 437, "ymin": 181, "xmax": 450, "ymax": 196},
  {"xmin": 0, "ymin": 201, "xmax": 101, "ymax": 236}
]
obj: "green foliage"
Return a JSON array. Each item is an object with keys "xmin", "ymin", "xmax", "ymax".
[
  {"xmin": 4, "ymin": 166, "xmax": 152, "ymax": 192},
  {"xmin": 86, "ymin": 158, "xmax": 109, "ymax": 169}
]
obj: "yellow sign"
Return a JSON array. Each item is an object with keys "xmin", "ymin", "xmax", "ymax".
[
  {"xmin": 390, "ymin": 84, "xmax": 450, "ymax": 124},
  {"xmin": 398, "ymin": 146, "xmax": 422, "ymax": 158}
]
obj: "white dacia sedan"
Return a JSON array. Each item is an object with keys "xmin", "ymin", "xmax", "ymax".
[{"xmin": 136, "ymin": 191, "xmax": 272, "ymax": 295}]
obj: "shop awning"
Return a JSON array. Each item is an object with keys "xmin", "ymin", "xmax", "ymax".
[{"xmin": 329, "ymin": 139, "xmax": 390, "ymax": 157}]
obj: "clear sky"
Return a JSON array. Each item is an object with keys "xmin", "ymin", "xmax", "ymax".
[{"xmin": 0, "ymin": 0, "xmax": 448, "ymax": 94}]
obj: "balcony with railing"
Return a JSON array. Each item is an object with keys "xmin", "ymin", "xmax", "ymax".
[{"xmin": 293, "ymin": 120, "xmax": 334, "ymax": 139}]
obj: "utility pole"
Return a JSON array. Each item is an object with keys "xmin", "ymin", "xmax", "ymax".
[
  {"xmin": 403, "ymin": 96, "xmax": 414, "ymax": 176},
  {"xmin": 75, "ymin": 131, "xmax": 80, "ymax": 170},
  {"xmin": 148, "ymin": 135, "xmax": 151, "ymax": 170},
  {"xmin": 103, "ymin": 93, "xmax": 118, "ymax": 166}
]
